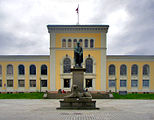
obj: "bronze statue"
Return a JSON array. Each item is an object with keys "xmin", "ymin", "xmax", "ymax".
[{"xmin": 74, "ymin": 42, "xmax": 83, "ymax": 67}]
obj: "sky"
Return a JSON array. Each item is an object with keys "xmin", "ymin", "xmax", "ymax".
[{"xmin": 0, "ymin": 0, "xmax": 154, "ymax": 55}]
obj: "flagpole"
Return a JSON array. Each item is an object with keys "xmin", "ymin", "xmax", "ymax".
[
  {"xmin": 76, "ymin": 4, "xmax": 79, "ymax": 25},
  {"xmin": 78, "ymin": 4, "xmax": 79, "ymax": 25}
]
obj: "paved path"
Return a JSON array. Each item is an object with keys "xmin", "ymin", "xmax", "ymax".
[{"xmin": 0, "ymin": 99, "xmax": 154, "ymax": 120}]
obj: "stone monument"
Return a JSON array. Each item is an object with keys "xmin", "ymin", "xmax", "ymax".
[{"xmin": 57, "ymin": 42, "xmax": 99, "ymax": 109}]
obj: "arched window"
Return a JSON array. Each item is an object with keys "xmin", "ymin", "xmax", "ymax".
[
  {"xmin": 73, "ymin": 39, "xmax": 77, "ymax": 47},
  {"xmin": 90, "ymin": 39, "xmax": 94, "ymax": 48},
  {"xmin": 62, "ymin": 39, "xmax": 66, "ymax": 48},
  {"xmin": 7, "ymin": 64, "xmax": 13, "ymax": 75},
  {"xmin": 30, "ymin": 65, "xmax": 36, "ymax": 75},
  {"xmin": 63, "ymin": 58, "xmax": 71, "ymax": 73},
  {"xmin": 18, "ymin": 64, "xmax": 25, "ymax": 75},
  {"xmin": 41, "ymin": 64, "xmax": 47, "ymax": 75},
  {"xmin": 131, "ymin": 64, "xmax": 138, "ymax": 75},
  {"xmin": 84, "ymin": 39, "xmax": 88, "ymax": 48},
  {"xmin": 120, "ymin": 64, "xmax": 127, "ymax": 75},
  {"xmin": 79, "ymin": 39, "xmax": 83, "ymax": 47},
  {"xmin": 109, "ymin": 64, "xmax": 115, "ymax": 75},
  {"xmin": 0, "ymin": 65, "xmax": 2, "ymax": 75},
  {"xmin": 85, "ymin": 58, "xmax": 93, "ymax": 73},
  {"xmin": 68, "ymin": 39, "xmax": 72, "ymax": 48},
  {"xmin": 143, "ymin": 64, "xmax": 150, "ymax": 76}
]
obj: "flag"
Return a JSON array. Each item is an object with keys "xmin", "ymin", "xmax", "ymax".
[{"xmin": 76, "ymin": 5, "xmax": 79, "ymax": 14}]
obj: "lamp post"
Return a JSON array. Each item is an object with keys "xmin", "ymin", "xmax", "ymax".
[
  {"xmin": 115, "ymin": 77, "xmax": 117, "ymax": 93},
  {"xmin": 40, "ymin": 77, "xmax": 41, "ymax": 92}
]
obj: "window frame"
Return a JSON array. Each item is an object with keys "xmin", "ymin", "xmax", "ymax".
[
  {"xmin": 131, "ymin": 80, "xmax": 138, "ymax": 87},
  {"xmin": 120, "ymin": 80, "xmax": 127, "ymax": 87},
  {"xmin": 143, "ymin": 79, "xmax": 150, "ymax": 87},
  {"xmin": 29, "ymin": 64, "xmax": 36, "ymax": 75},
  {"xmin": 18, "ymin": 64, "xmax": 25, "ymax": 75},
  {"xmin": 109, "ymin": 64, "xmax": 116, "ymax": 76},
  {"xmin": 29, "ymin": 80, "xmax": 36, "ymax": 87},
  {"xmin": 109, "ymin": 80, "xmax": 115, "ymax": 87},
  {"xmin": 7, "ymin": 79, "xmax": 13, "ymax": 87},
  {"xmin": 18, "ymin": 79, "xmax": 25, "ymax": 87}
]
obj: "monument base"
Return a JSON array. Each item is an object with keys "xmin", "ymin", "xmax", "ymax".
[
  {"xmin": 57, "ymin": 99, "xmax": 99, "ymax": 110},
  {"xmin": 57, "ymin": 67, "xmax": 99, "ymax": 110}
]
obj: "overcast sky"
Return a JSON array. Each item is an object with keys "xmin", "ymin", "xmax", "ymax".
[{"xmin": 0, "ymin": 0, "xmax": 154, "ymax": 55}]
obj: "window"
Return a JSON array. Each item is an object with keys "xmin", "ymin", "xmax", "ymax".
[
  {"xmin": 84, "ymin": 39, "xmax": 88, "ymax": 48},
  {"xmin": 79, "ymin": 39, "xmax": 83, "ymax": 47},
  {"xmin": 131, "ymin": 64, "xmax": 138, "ymax": 75},
  {"xmin": 7, "ymin": 64, "xmax": 13, "ymax": 75},
  {"xmin": 63, "ymin": 58, "xmax": 71, "ymax": 73},
  {"xmin": 90, "ymin": 39, "xmax": 94, "ymax": 48},
  {"xmin": 41, "ymin": 80, "xmax": 47, "ymax": 87},
  {"xmin": 18, "ymin": 80, "xmax": 25, "ymax": 87},
  {"xmin": 7, "ymin": 80, "xmax": 13, "ymax": 87},
  {"xmin": 73, "ymin": 39, "xmax": 77, "ymax": 47},
  {"xmin": 62, "ymin": 39, "xmax": 66, "ymax": 48},
  {"xmin": 109, "ymin": 80, "xmax": 115, "ymax": 87},
  {"xmin": 143, "ymin": 80, "xmax": 149, "ymax": 87},
  {"xmin": 120, "ymin": 64, "xmax": 127, "ymax": 75},
  {"xmin": 143, "ymin": 64, "xmax": 150, "ymax": 76},
  {"xmin": 30, "ymin": 65, "xmax": 36, "ymax": 75},
  {"xmin": 109, "ymin": 64, "xmax": 115, "ymax": 75},
  {"xmin": 0, "ymin": 80, "xmax": 2, "ymax": 87},
  {"xmin": 64, "ymin": 79, "xmax": 70, "ymax": 88},
  {"xmin": 41, "ymin": 65, "xmax": 47, "ymax": 75},
  {"xmin": 18, "ymin": 64, "xmax": 25, "ymax": 75},
  {"xmin": 85, "ymin": 58, "xmax": 93, "ymax": 73},
  {"xmin": 120, "ymin": 80, "xmax": 127, "ymax": 87},
  {"xmin": 86, "ymin": 79, "xmax": 92, "ymax": 88},
  {"xmin": 131, "ymin": 80, "xmax": 138, "ymax": 87},
  {"xmin": 30, "ymin": 80, "xmax": 36, "ymax": 87},
  {"xmin": 68, "ymin": 39, "xmax": 72, "ymax": 48},
  {"xmin": 0, "ymin": 65, "xmax": 2, "ymax": 75}
]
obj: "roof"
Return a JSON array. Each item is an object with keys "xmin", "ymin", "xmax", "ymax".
[
  {"xmin": 47, "ymin": 24, "xmax": 109, "ymax": 28},
  {"xmin": 0, "ymin": 55, "xmax": 50, "ymax": 61},
  {"xmin": 107, "ymin": 55, "xmax": 154, "ymax": 61}
]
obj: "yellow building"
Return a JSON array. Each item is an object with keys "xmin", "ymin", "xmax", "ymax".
[{"xmin": 0, "ymin": 25, "xmax": 153, "ymax": 93}]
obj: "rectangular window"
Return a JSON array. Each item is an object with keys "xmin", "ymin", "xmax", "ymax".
[
  {"xmin": 7, "ymin": 80, "xmax": 13, "ymax": 87},
  {"xmin": 18, "ymin": 80, "xmax": 25, "ymax": 87},
  {"xmin": 0, "ymin": 80, "xmax": 2, "ymax": 87},
  {"xmin": 120, "ymin": 80, "xmax": 127, "ymax": 87},
  {"xmin": 143, "ymin": 80, "xmax": 149, "ymax": 87},
  {"xmin": 131, "ymin": 80, "xmax": 138, "ymax": 87},
  {"xmin": 109, "ymin": 80, "xmax": 115, "ymax": 87},
  {"xmin": 86, "ymin": 79, "xmax": 93, "ymax": 88},
  {"xmin": 30, "ymin": 80, "xmax": 36, "ymax": 87},
  {"xmin": 41, "ymin": 80, "xmax": 47, "ymax": 87},
  {"xmin": 64, "ymin": 79, "xmax": 70, "ymax": 88}
]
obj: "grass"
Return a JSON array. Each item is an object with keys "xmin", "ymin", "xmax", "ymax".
[
  {"xmin": 0, "ymin": 92, "xmax": 44, "ymax": 99},
  {"xmin": 113, "ymin": 93, "xmax": 154, "ymax": 99}
]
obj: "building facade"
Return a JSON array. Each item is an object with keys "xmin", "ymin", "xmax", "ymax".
[{"xmin": 0, "ymin": 25, "xmax": 154, "ymax": 93}]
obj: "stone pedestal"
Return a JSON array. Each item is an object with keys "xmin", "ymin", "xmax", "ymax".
[
  {"xmin": 71, "ymin": 68, "xmax": 86, "ymax": 92},
  {"xmin": 57, "ymin": 67, "xmax": 99, "ymax": 110}
]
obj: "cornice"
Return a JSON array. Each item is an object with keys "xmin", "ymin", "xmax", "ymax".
[
  {"xmin": 0, "ymin": 55, "xmax": 50, "ymax": 61},
  {"xmin": 107, "ymin": 55, "xmax": 154, "ymax": 61},
  {"xmin": 47, "ymin": 24, "xmax": 109, "ymax": 33}
]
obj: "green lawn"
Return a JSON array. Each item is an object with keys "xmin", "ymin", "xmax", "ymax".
[
  {"xmin": 0, "ymin": 92, "xmax": 44, "ymax": 99},
  {"xmin": 113, "ymin": 93, "xmax": 154, "ymax": 99}
]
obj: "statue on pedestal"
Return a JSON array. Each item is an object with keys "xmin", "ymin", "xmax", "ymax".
[{"xmin": 74, "ymin": 42, "xmax": 83, "ymax": 68}]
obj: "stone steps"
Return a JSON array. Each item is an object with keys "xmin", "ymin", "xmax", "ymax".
[{"xmin": 47, "ymin": 92, "xmax": 110, "ymax": 99}]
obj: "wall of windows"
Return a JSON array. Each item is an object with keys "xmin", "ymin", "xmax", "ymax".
[
  {"xmin": 0, "ymin": 63, "xmax": 49, "ymax": 92},
  {"xmin": 108, "ymin": 63, "xmax": 151, "ymax": 92},
  {"xmin": 61, "ymin": 38, "xmax": 95, "ymax": 48}
]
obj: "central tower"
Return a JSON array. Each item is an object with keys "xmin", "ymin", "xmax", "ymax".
[{"xmin": 47, "ymin": 25, "xmax": 109, "ymax": 92}]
